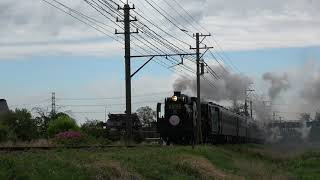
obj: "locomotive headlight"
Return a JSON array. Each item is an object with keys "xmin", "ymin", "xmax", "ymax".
[
  {"xmin": 169, "ymin": 115, "xmax": 180, "ymax": 126},
  {"xmin": 172, "ymin": 96, "xmax": 178, "ymax": 101}
]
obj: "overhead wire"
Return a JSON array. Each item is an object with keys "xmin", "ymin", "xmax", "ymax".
[{"xmin": 43, "ymin": 0, "xmax": 219, "ymax": 108}]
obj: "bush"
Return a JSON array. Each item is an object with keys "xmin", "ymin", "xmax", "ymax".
[
  {"xmin": 54, "ymin": 131, "xmax": 84, "ymax": 146},
  {"xmin": 107, "ymin": 129, "xmax": 123, "ymax": 142},
  {"xmin": 54, "ymin": 131, "xmax": 112, "ymax": 146},
  {"xmin": 133, "ymin": 131, "xmax": 145, "ymax": 144},
  {"xmin": 81, "ymin": 120, "xmax": 106, "ymax": 139},
  {"xmin": 0, "ymin": 109, "xmax": 39, "ymax": 141},
  {"xmin": 48, "ymin": 115, "xmax": 79, "ymax": 137},
  {"xmin": 0, "ymin": 125, "xmax": 8, "ymax": 142}
]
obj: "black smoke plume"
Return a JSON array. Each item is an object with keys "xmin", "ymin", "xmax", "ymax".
[{"xmin": 173, "ymin": 66, "xmax": 252, "ymax": 106}]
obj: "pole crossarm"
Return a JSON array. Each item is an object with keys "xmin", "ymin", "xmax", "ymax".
[
  {"xmin": 131, "ymin": 56, "xmax": 155, "ymax": 78},
  {"xmin": 168, "ymin": 56, "xmax": 184, "ymax": 68},
  {"xmin": 199, "ymin": 47, "xmax": 213, "ymax": 59},
  {"xmin": 130, "ymin": 53, "xmax": 196, "ymax": 58},
  {"xmin": 192, "ymin": 33, "xmax": 211, "ymax": 44},
  {"xmin": 115, "ymin": 29, "xmax": 138, "ymax": 34},
  {"xmin": 190, "ymin": 45, "xmax": 213, "ymax": 50}
]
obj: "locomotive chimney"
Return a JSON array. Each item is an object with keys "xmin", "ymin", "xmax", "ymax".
[
  {"xmin": 174, "ymin": 91, "xmax": 181, "ymax": 97},
  {"xmin": 0, "ymin": 99, "xmax": 9, "ymax": 114}
]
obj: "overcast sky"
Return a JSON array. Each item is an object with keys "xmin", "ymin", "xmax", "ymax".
[{"xmin": 0, "ymin": 0, "xmax": 319, "ymax": 123}]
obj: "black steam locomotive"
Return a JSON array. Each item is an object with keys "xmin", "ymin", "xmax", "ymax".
[{"xmin": 156, "ymin": 92, "xmax": 265, "ymax": 145}]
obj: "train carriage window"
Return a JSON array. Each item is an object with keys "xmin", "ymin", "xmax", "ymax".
[{"xmin": 210, "ymin": 107, "xmax": 219, "ymax": 132}]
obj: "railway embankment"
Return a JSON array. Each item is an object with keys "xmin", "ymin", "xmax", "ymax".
[{"xmin": 0, "ymin": 144, "xmax": 319, "ymax": 179}]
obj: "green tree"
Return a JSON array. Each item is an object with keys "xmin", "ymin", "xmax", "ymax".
[
  {"xmin": 81, "ymin": 119, "xmax": 106, "ymax": 138},
  {"xmin": 32, "ymin": 107, "xmax": 54, "ymax": 138},
  {"xmin": 0, "ymin": 124, "xmax": 8, "ymax": 142},
  {"xmin": 136, "ymin": 106, "xmax": 156, "ymax": 127},
  {"xmin": 0, "ymin": 109, "xmax": 39, "ymax": 141},
  {"xmin": 47, "ymin": 114, "xmax": 79, "ymax": 137}
]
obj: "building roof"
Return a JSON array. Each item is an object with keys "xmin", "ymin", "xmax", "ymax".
[{"xmin": 0, "ymin": 99, "xmax": 9, "ymax": 114}]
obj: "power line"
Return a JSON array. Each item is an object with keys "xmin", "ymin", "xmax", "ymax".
[
  {"xmin": 42, "ymin": 0, "xmax": 124, "ymax": 44},
  {"xmin": 56, "ymin": 91, "xmax": 171, "ymax": 100}
]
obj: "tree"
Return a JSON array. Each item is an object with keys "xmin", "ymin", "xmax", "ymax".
[
  {"xmin": 0, "ymin": 124, "xmax": 8, "ymax": 142},
  {"xmin": 0, "ymin": 109, "xmax": 39, "ymax": 141},
  {"xmin": 315, "ymin": 112, "xmax": 320, "ymax": 121},
  {"xmin": 309, "ymin": 112, "xmax": 320, "ymax": 142},
  {"xmin": 136, "ymin": 106, "xmax": 156, "ymax": 127},
  {"xmin": 81, "ymin": 119, "xmax": 106, "ymax": 138},
  {"xmin": 47, "ymin": 114, "xmax": 79, "ymax": 137},
  {"xmin": 299, "ymin": 113, "xmax": 311, "ymax": 122},
  {"xmin": 32, "ymin": 107, "xmax": 53, "ymax": 138}
]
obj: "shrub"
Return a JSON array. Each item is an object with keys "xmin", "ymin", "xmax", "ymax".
[
  {"xmin": 94, "ymin": 137, "xmax": 112, "ymax": 145},
  {"xmin": 107, "ymin": 129, "xmax": 123, "ymax": 142},
  {"xmin": 81, "ymin": 120, "xmax": 106, "ymax": 139},
  {"xmin": 0, "ymin": 109, "xmax": 39, "ymax": 141},
  {"xmin": 48, "ymin": 115, "xmax": 79, "ymax": 137},
  {"xmin": 54, "ymin": 131, "xmax": 84, "ymax": 146},
  {"xmin": 0, "ymin": 125, "xmax": 8, "ymax": 142},
  {"xmin": 133, "ymin": 131, "xmax": 145, "ymax": 144}
]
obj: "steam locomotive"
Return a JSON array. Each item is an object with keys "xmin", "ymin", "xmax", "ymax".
[{"xmin": 156, "ymin": 92, "xmax": 265, "ymax": 145}]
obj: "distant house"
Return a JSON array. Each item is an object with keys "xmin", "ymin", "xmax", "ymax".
[
  {"xmin": 106, "ymin": 113, "xmax": 142, "ymax": 130},
  {"xmin": 0, "ymin": 99, "xmax": 9, "ymax": 114}
]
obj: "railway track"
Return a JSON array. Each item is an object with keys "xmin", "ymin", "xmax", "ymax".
[{"xmin": 0, "ymin": 144, "xmax": 164, "ymax": 151}]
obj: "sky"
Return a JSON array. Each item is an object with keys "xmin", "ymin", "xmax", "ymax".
[{"xmin": 0, "ymin": 0, "xmax": 319, "ymax": 123}]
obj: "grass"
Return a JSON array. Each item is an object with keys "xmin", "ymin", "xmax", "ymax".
[{"xmin": 0, "ymin": 144, "xmax": 319, "ymax": 180}]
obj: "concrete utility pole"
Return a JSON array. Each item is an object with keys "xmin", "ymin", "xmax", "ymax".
[
  {"xmin": 116, "ymin": 2, "xmax": 196, "ymax": 146},
  {"xmin": 250, "ymin": 100, "xmax": 253, "ymax": 119},
  {"xmin": 244, "ymin": 87, "xmax": 254, "ymax": 142},
  {"xmin": 105, "ymin": 106, "xmax": 107, "ymax": 122},
  {"xmin": 116, "ymin": 2, "xmax": 138, "ymax": 145},
  {"xmin": 51, "ymin": 92, "xmax": 56, "ymax": 115},
  {"xmin": 190, "ymin": 33, "xmax": 212, "ymax": 144},
  {"xmin": 245, "ymin": 87, "xmax": 254, "ymax": 116},
  {"xmin": 196, "ymin": 33, "xmax": 201, "ymax": 144}
]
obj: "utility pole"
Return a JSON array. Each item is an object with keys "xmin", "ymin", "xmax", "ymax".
[
  {"xmin": 105, "ymin": 106, "xmax": 107, "ymax": 122},
  {"xmin": 51, "ymin": 92, "xmax": 56, "ymax": 116},
  {"xmin": 115, "ymin": 2, "xmax": 196, "ymax": 146},
  {"xmin": 250, "ymin": 100, "xmax": 253, "ymax": 119},
  {"xmin": 190, "ymin": 33, "xmax": 212, "ymax": 144},
  {"xmin": 195, "ymin": 33, "xmax": 201, "ymax": 145},
  {"xmin": 245, "ymin": 87, "xmax": 254, "ymax": 117},
  {"xmin": 116, "ymin": 2, "xmax": 138, "ymax": 145},
  {"xmin": 244, "ymin": 87, "xmax": 254, "ymax": 143}
]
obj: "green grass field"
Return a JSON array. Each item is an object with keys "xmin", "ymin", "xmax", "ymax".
[{"xmin": 0, "ymin": 144, "xmax": 319, "ymax": 180}]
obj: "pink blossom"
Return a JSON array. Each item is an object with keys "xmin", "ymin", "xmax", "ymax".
[{"xmin": 55, "ymin": 131, "xmax": 82, "ymax": 139}]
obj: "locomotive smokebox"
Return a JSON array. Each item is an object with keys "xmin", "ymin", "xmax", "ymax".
[
  {"xmin": 174, "ymin": 91, "xmax": 181, "ymax": 97},
  {"xmin": 0, "ymin": 99, "xmax": 9, "ymax": 114}
]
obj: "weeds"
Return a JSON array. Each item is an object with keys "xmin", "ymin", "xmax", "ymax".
[{"xmin": 0, "ymin": 145, "xmax": 319, "ymax": 179}]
